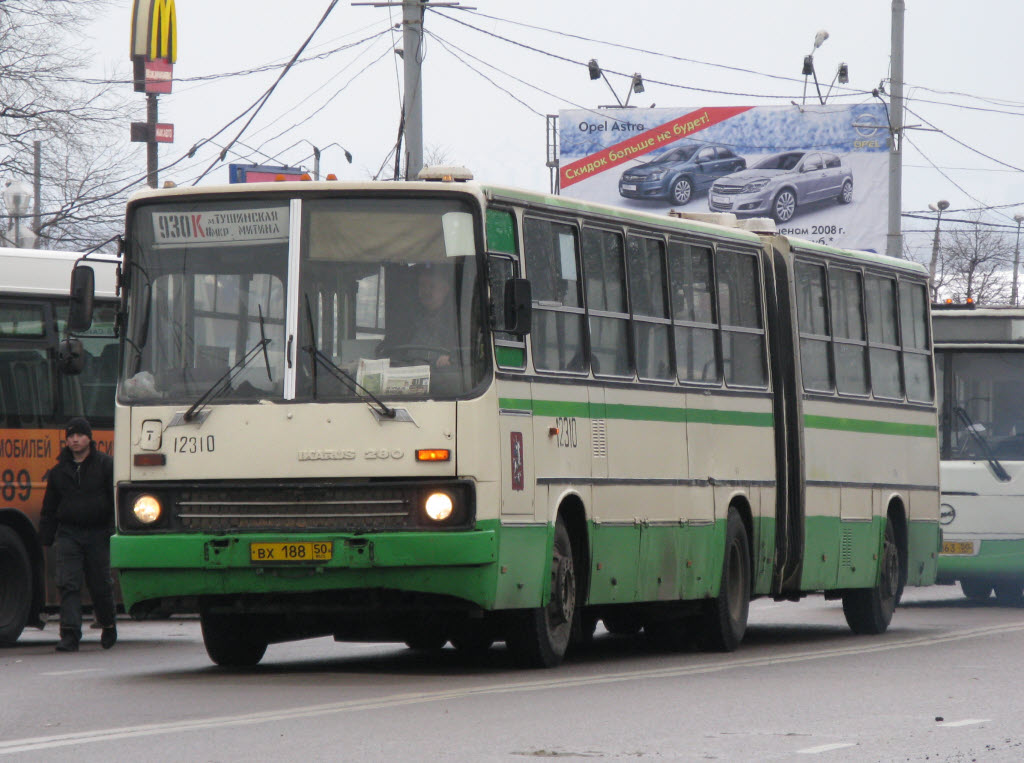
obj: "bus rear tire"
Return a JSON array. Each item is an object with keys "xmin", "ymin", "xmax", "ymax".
[
  {"xmin": 843, "ymin": 520, "xmax": 898, "ymax": 634},
  {"xmin": 200, "ymin": 610, "xmax": 268, "ymax": 667},
  {"xmin": 505, "ymin": 518, "xmax": 576, "ymax": 668},
  {"xmin": 960, "ymin": 579, "xmax": 992, "ymax": 602},
  {"xmin": 698, "ymin": 508, "xmax": 750, "ymax": 652},
  {"xmin": 0, "ymin": 526, "xmax": 32, "ymax": 645}
]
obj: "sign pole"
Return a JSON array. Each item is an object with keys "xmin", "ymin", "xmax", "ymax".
[{"xmin": 147, "ymin": 93, "xmax": 159, "ymax": 188}]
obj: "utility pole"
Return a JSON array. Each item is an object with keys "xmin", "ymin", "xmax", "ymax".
[
  {"xmin": 33, "ymin": 140, "xmax": 41, "ymax": 247},
  {"xmin": 402, "ymin": 0, "xmax": 424, "ymax": 180},
  {"xmin": 886, "ymin": 0, "xmax": 905, "ymax": 259}
]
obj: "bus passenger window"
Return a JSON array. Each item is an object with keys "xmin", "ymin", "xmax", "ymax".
[
  {"xmin": 524, "ymin": 217, "xmax": 586, "ymax": 373},
  {"xmin": 795, "ymin": 261, "xmax": 833, "ymax": 392},
  {"xmin": 668, "ymin": 242, "xmax": 719, "ymax": 383},
  {"xmin": 717, "ymin": 250, "xmax": 767, "ymax": 388},
  {"xmin": 583, "ymin": 227, "xmax": 632, "ymax": 377},
  {"xmin": 900, "ymin": 281, "xmax": 934, "ymax": 403},
  {"xmin": 830, "ymin": 268, "xmax": 868, "ymax": 395},
  {"xmin": 627, "ymin": 236, "xmax": 671, "ymax": 381},
  {"xmin": 865, "ymin": 275, "xmax": 902, "ymax": 399}
]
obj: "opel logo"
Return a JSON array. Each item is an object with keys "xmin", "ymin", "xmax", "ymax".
[{"xmin": 940, "ymin": 503, "xmax": 956, "ymax": 525}]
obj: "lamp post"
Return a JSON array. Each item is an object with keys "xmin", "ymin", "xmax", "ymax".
[
  {"xmin": 928, "ymin": 199, "xmax": 950, "ymax": 301},
  {"xmin": 1013, "ymin": 213, "xmax": 1024, "ymax": 306},
  {"xmin": 801, "ymin": 29, "xmax": 829, "ymax": 105},
  {"xmin": 2, "ymin": 179, "xmax": 33, "ymax": 248},
  {"xmin": 587, "ymin": 59, "xmax": 645, "ymax": 108}
]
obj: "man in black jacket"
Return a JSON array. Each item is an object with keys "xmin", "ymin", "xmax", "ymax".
[{"xmin": 39, "ymin": 417, "xmax": 117, "ymax": 652}]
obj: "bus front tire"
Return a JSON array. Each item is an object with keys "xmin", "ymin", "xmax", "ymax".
[
  {"xmin": 505, "ymin": 518, "xmax": 576, "ymax": 668},
  {"xmin": 842, "ymin": 520, "xmax": 898, "ymax": 634},
  {"xmin": 200, "ymin": 610, "xmax": 268, "ymax": 667},
  {"xmin": 698, "ymin": 508, "xmax": 751, "ymax": 652},
  {"xmin": 0, "ymin": 526, "xmax": 32, "ymax": 645},
  {"xmin": 993, "ymin": 582, "xmax": 1024, "ymax": 606}
]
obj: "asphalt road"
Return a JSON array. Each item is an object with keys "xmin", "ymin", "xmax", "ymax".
[{"xmin": 1, "ymin": 585, "xmax": 1022, "ymax": 762}]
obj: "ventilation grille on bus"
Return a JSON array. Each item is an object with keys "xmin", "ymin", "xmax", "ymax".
[
  {"xmin": 841, "ymin": 527, "xmax": 855, "ymax": 568},
  {"xmin": 592, "ymin": 419, "xmax": 608, "ymax": 458}
]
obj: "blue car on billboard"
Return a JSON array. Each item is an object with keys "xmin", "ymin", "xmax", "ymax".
[
  {"xmin": 708, "ymin": 150, "xmax": 854, "ymax": 223},
  {"xmin": 618, "ymin": 144, "xmax": 746, "ymax": 205}
]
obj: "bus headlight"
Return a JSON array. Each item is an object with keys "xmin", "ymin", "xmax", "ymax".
[
  {"xmin": 132, "ymin": 494, "xmax": 162, "ymax": 524},
  {"xmin": 424, "ymin": 492, "xmax": 454, "ymax": 522}
]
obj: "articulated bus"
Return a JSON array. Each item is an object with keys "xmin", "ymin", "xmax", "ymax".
[
  {"xmin": 933, "ymin": 305, "xmax": 1024, "ymax": 602},
  {"xmin": 83, "ymin": 172, "xmax": 940, "ymax": 667},
  {"xmin": 0, "ymin": 247, "xmax": 119, "ymax": 643}
]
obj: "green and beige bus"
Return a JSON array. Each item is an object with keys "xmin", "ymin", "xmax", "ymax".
[
  {"xmin": 72, "ymin": 171, "xmax": 941, "ymax": 667},
  {"xmin": 933, "ymin": 305, "xmax": 1024, "ymax": 603}
]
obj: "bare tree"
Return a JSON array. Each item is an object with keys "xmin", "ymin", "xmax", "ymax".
[
  {"xmin": 931, "ymin": 213, "xmax": 1013, "ymax": 305},
  {"xmin": 0, "ymin": 0, "xmax": 142, "ymax": 250}
]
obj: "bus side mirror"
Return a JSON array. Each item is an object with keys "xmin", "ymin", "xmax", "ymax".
[
  {"xmin": 69, "ymin": 265, "xmax": 95, "ymax": 333},
  {"xmin": 503, "ymin": 278, "xmax": 531, "ymax": 336},
  {"xmin": 57, "ymin": 338, "xmax": 85, "ymax": 375}
]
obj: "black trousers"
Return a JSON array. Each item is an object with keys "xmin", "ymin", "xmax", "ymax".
[{"xmin": 54, "ymin": 526, "xmax": 116, "ymax": 636}]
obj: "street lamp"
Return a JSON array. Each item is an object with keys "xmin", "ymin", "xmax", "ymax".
[
  {"xmin": 2, "ymin": 179, "xmax": 33, "ymax": 248},
  {"xmin": 587, "ymin": 59, "xmax": 645, "ymax": 108},
  {"xmin": 928, "ymin": 199, "xmax": 950, "ymax": 301},
  {"xmin": 801, "ymin": 29, "xmax": 829, "ymax": 105},
  {"xmin": 1012, "ymin": 213, "xmax": 1024, "ymax": 306}
]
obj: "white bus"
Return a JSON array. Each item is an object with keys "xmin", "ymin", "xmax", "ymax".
[
  {"xmin": 0, "ymin": 247, "xmax": 119, "ymax": 643},
  {"xmin": 79, "ymin": 173, "xmax": 941, "ymax": 667},
  {"xmin": 934, "ymin": 305, "xmax": 1024, "ymax": 603}
]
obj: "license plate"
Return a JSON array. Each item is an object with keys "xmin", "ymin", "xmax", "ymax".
[
  {"xmin": 250, "ymin": 541, "xmax": 333, "ymax": 563},
  {"xmin": 941, "ymin": 540, "xmax": 975, "ymax": 555},
  {"xmin": 711, "ymin": 194, "xmax": 730, "ymax": 206},
  {"xmin": 621, "ymin": 184, "xmax": 636, "ymax": 191}
]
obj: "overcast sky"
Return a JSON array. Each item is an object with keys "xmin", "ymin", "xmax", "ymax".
[{"xmin": 85, "ymin": 0, "xmax": 1024, "ymax": 260}]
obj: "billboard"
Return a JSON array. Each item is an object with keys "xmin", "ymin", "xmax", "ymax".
[{"xmin": 558, "ymin": 104, "xmax": 890, "ymax": 253}]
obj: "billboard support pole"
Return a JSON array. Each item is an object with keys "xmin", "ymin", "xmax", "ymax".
[
  {"xmin": 147, "ymin": 93, "xmax": 159, "ymax": 189},
  {"xmin": 886, "ymin": 0, "xmax": 905, "ymax": 258}
]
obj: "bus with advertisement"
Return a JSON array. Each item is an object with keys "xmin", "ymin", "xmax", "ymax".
[
  {"xmin": 75, "ymin": 171, "xmax": 940, "ymax": 667},
  {"xmin": 933, "ymin": 304, "xmax": 1024, "ymax": 603},
  {"xmin": 0, "ymin": 247, "xmax": 119, "ymax": 643}
]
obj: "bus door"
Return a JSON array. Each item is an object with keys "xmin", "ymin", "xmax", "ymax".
[{"xmin": 766, "ymin": 246, "xmax": 805, "ymax": 596}]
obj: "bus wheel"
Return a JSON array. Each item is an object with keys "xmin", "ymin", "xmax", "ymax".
[
  {"xmin": 843, "ymin": 520, "xmax": 899, "ymax": 634},
  {"xmin": 505, "ymin": 517, "xmax": 577, "ymax": 668},
  {"xmin": 698, "ymin": 508, "xmax": 751, "ymax": 652},
  {"xmin": 0, "ymin": 526, "xmax": 32, "ymax": 645},
  {"xmin": 200, "ymin": 610, "xmax": 268, "ymax": 667},
  {"xmin": 993, "ymin": 582, "xmax": 1024, "ymax": 606},
  {"xmin": 960, "ymin": 580, "xmax": 992, "ymax": 602}
]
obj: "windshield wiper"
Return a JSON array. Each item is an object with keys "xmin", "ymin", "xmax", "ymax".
[
  {"xmin": 954, "ymin": 405, "xmax": 1011, "ymax": 481},
  {"xmin": 182, "ymin": 317, "xmax": 272, "ymax": 423},
  {"xmin": 303, "ymin": 294, "xmax": 395, "ymax": 419}
]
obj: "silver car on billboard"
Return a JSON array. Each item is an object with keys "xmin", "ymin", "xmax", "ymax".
[{"xmin": 708, "ymin": 150, "xmax": 853, "ymax": 223}]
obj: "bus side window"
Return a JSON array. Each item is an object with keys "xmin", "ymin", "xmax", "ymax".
[
  {"xmin": 900, "ymin": 281, "xmax": 934, "ymax": 403},
  {"xmin": 717, "ymin": 250, "xmax": 767, "ymax": 388},
  {"xmin": 523, "ymin": 217, "xmax": 586, "ymax": 374},
  {"xmin": 795, "ymin": 260, "xmax": 833, "ymax": 392},
  {"xmin": 583, "ymin": 227, "xmax": 631, "ymax": 378},
  {"xmin": 830, "ymin": 267, "xmax": 868, "ymax": 395},
  {"xmin": 668, "ymin": 241, "xmax": 719, "ymax": 383},
  {"xmin": 865, "ymin": 274, "xmax": 902, "ymax": 399},
  {"xmin": 627, "ymin": 235, "xmax": 671, "ymax": 381}
]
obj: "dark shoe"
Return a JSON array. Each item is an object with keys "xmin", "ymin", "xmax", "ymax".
[
  {"xmin": 56, "ymin": 630, "xmax": 80, "ymax": 652},
  {"xmin": 101, "ymin": 625, "xmax": 117, "ymax": 650}
]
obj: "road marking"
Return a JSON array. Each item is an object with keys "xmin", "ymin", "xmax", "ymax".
[
  {"xmin": 40, "ymin": 669, "xmax": 102, "ymax": 677},
  {"xmin": 938, "ymin": 719, "xmax": 990, "ymax": 727},
  {"xmin": 798, "ymin": 743, "xmax": 856, "ymax": 754},
  {"xmin": 1, "ymin": 621, "xmax": 1022, "ymax": 755}
]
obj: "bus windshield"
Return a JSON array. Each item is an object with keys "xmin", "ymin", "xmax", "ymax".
[
  {"xmin": 938, "ymin": 349, "xmax": 1024, "ymax": 460},
  {"xmin": 122, "ymin": 196, "xmax": 487, "ymax": 403}
]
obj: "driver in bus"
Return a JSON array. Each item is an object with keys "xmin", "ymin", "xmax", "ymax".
[{"xmin": 380, "ymin": 263, "xmax": 459, "ymax": 368}]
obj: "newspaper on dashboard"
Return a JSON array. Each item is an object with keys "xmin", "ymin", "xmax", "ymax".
[{"xmin": 356, "ymin": 358, "xmax": 430, "ymax": 395}]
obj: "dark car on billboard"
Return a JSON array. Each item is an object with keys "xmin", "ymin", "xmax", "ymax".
[
  {"xmin": 618, "ymin": 144, "xmax": 746, "ymax": 205},
  {"xmin": 707, "ymin": 150, "xmax": 854, "ymax": 223}
]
